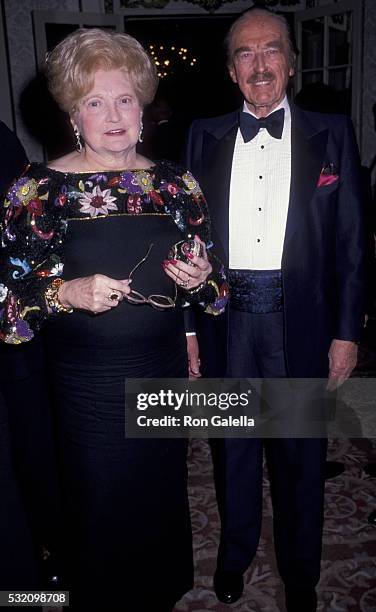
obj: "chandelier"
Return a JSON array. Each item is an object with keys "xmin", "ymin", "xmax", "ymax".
[{"xmin": 149, "ymin": 44, "xmax": 198, "ymax": 78}]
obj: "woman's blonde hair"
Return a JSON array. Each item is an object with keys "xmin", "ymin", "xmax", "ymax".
[{"xmin": 45, "ymin": 28, "xmax": 158, "ymax": 113}]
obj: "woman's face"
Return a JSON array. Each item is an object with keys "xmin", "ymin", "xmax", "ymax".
[{"xmin": 72, "ymin": 68, "xmax": 142, "ymax": 160}]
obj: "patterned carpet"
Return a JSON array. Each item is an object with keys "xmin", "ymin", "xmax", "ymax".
[
  {"xmin": 174, "ymin": 436, "xmax": 376, "ymax": 612},
  {"xmin": 174, "ymin": 323, "xmax": 376, "ymax": 612}
]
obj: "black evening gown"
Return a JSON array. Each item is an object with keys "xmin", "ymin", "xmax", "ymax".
[
  {"xmin": 45, "ymin": 200, "xmax": 192, "ymax": 611},
  {"xmin": 1, "ymin": 161, "xmax": 228, "ymax": 610}
]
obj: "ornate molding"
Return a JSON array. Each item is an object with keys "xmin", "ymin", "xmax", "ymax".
[
  {"xmin": 118, "ymin": 0, "xmax": 302, "ymax": 14},
  {"xmin": 119, "ymin": 0, "xmax": 232, "ymax": 10}
]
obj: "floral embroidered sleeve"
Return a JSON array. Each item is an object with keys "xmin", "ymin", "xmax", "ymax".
[
  {"xmin": 0, "ymin": 166, "xmax": 66, "ymax": 343},
  {"xmin": 155, "ymin": 162, "xmax": 229, "ymax": 315}
]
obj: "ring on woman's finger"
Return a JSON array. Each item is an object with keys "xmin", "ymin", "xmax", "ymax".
[
  {"xmin": 108, "ymin": 291, "xmax": 120, "ymax": 301},
  {"xmin": 180, "ymin": 279, "xmax": 189, "ymax": 288}
]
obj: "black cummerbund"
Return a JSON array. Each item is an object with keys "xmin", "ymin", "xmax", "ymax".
[{"xmin": 229, "ymin": 269, "xmax": 283, "ymax": 314}]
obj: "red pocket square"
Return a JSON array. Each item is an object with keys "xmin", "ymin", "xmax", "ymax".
[{"xmin": 317, "ymin": 173, "xmax": 339, "ymax": 188}]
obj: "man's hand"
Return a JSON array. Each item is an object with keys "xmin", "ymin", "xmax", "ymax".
[
  {"xmin": 327, "ymin": 339, "xmax": 358, "ymax": 390},
  {"xmin": 186, "ymin": 334, "xmax": 201, "ymax": 379}
]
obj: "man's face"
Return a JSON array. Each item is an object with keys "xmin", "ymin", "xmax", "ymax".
[{"xmin": 228, "ymin": 14, "xmax": 294, "ymax": 117}]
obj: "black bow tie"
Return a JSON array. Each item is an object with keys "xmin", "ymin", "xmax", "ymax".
[{"xmin": 239, "ymin": 108, "xmax": 285, "ymax": 142}]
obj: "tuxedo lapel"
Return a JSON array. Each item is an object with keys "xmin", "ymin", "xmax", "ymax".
[
  {"xmin": 282, "ymin": 106, "xmax": 329, "ymax": 264},
  {"xmin": 197, "ymin": 107, "xmax": 329, "ymax": 267},
  {"xmin": 200, "ymin": 114, "xmax": 238, "ymax": 262}
]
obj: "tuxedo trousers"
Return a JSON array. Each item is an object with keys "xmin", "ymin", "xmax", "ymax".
[{"xmin": 217, "ymin": 308, "xmax": 327, "ymax": 588}]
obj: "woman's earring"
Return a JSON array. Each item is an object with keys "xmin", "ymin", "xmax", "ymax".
[
  {"xmin": 138, "ymin": 121, "xmax": 144, "ymax": 143},
  {"xmin": 73, "ymin": 125, "xmax": 83, "ymax": 153}
]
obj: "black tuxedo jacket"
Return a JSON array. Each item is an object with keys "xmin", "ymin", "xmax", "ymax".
[{"xmin": 185, "ymin": 104, "xmax": 365, "ymax": 377}]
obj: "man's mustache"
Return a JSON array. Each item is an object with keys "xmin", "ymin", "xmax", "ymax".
[{"xmin": 248, "ymin": 71, "xmax": 274, "ymax": 84}]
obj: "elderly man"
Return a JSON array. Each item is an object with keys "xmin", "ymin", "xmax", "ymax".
[{"xmin": 185, "ymin": 7, "xmax": 365, "ymax": 611}]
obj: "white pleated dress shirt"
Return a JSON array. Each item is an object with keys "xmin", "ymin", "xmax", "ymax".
[{"xmin": 229, "ymin": 96, "xmax": 292, "ymax": 271}]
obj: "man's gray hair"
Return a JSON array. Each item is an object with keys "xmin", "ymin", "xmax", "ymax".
[{"xmin": 225, "ymin": 7, "xmax": 297, "ymax": 69}]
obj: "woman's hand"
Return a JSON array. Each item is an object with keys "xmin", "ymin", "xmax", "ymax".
[
  {"xmin": 58, "ymin": 274, "xmax": 131, "ymax": 314},
  {"xmin": 163, "ymin": 236, "xmax": 212, "ymax": 291}
]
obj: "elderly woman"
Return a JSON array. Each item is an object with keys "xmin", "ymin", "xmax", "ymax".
[{"xmin": 0, "ymin": 29, "xmax": 228, "ymax": 611}]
